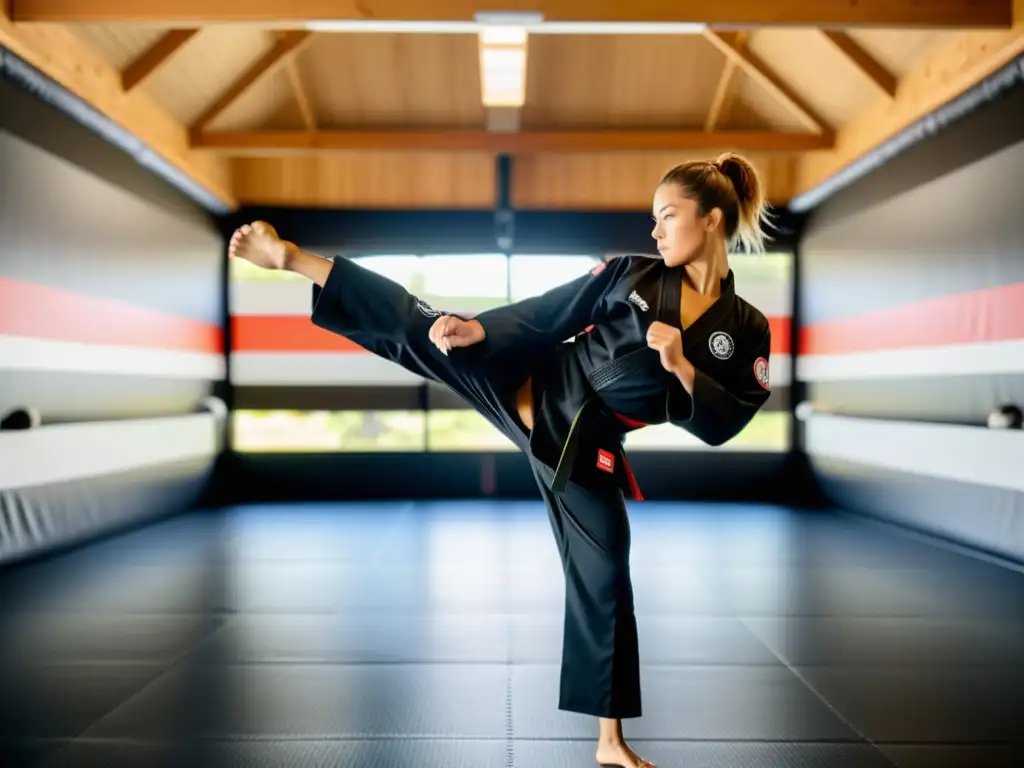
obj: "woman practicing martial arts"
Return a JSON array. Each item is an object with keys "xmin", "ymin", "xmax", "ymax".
[{"xmin": 229, "ymin": 152, "xmax": 774, "ymax": 768}]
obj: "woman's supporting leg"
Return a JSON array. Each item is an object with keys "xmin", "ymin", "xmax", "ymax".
[{"xmin": 532, "ymin": 466, "xmax": 652, "ymax": 768}]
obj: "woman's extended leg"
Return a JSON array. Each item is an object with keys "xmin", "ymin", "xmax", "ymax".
[{"xmin": 229, "ymin": 222, "xmax": 532, "ymax": 446}]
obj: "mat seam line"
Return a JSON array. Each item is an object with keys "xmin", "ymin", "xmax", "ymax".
[{"xmin": 736, "ymin": 616, "xmax": 900, "ymax": 768}]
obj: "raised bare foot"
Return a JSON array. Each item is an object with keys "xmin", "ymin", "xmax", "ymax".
[
  {"xmin": 228, "ymin": 221, "xmax": 291, "ymax": 270},
  {"xmin": 595, "ymin": 739, "xmax": 655, "ymax": 768}
]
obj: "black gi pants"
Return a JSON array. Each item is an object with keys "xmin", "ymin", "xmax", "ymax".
[{"xmin": 310, "ymin": 255, "xmax": 642, "ymax": 719}]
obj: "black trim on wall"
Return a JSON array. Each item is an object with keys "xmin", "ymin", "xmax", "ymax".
[
  {"xmin": 223, "ymin": 208, "xmax": 502, "ymax": 252},
  {"xmin": 234, "ymin": 385, "xmax": 429, "ymax": 411},
  {"xmin": 218, "ymin": 236, "xmax": 235, "ymax": 455},
  {"xmin": 222, "ymin": 451, "xmax": 794, "ymax": 504},
  {"xmin": 232, "ymin": 382, "xmax": 793, "ymax": 413},
  {"xmin": 219, "ymin": 206, "xmax": 805, "ymax": 256},
  {"xmin": 787, "ymin": 214, "xmax": 809, "ymax": 454}
]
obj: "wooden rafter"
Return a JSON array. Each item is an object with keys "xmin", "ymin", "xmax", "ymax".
[
  {"xmin": 284, "ymin": 59, "xmax": 316, "ymax": 131},
  {"xmin": 703, "ymin": 29, "xmax": 832, "ymax": 136},
  {"xmin": 704, "ymin": 31, "xmax": 748, "ymax": 132},
  {"xmin": 794, "ymin": 22, "xmax": 1024, "ymax": 199},
  {"xmin": 821, "ymin": 31, "xmax": 898, "ymax": 98},
  {"xmin": 190, "ymin": 129, "xmax": 834, "ymax": 154},
  {"xmin": 0, "ymin": 6, "xmax": 234, "ymax": 207},
  {"xmin": 190, "ymin": 30, "xmax": 312, "ymax": 134},
  {"xmin": 9, "ymin": 0, "xmax": 1015, "ymax": 28},
  {"xmin": 121, "ymin": 29, "xmax": 198, "ymax": 92}
]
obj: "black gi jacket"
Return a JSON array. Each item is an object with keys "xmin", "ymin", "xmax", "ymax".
[{"xmin": 472, "ymin": 254, "xmax": 773, "ymax": 499}]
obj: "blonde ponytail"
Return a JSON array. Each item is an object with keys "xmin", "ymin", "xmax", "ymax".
[{"xmin": 713, "ymin": 152, "xmax": 771, "ymax": 253}]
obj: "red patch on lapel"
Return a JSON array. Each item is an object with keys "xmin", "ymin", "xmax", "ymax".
[{"xmin": 596, "ymin": 449, "xmax": 615, "ymax": 473}]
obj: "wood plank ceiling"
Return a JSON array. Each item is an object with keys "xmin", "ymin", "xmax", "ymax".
[{"xmin": 3, "ymin": 1, "xmax": 1023, "ymax": 211}]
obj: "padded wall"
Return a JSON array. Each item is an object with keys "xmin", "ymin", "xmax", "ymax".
[
  {"xmin": 797, "ymin": 82, "xmax": 1024, "ymax": 564},
  {"xmin": 0, "ymin": 81, "xmax": 226, "ymax": 566}
]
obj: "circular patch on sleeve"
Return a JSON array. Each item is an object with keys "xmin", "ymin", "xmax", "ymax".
[{"xmin": 753, "ymin": 356, "xmax": 770, "ymax": 390}]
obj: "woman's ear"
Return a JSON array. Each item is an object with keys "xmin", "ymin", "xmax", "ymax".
[{"xmin": 704, "ymin": 207, "xmax": 724, "ymax": 232}]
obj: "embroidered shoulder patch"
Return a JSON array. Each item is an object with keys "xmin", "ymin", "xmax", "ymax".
[{"xmin": 753, "ymin": 357, "xmax": 770, "ymax": 391}]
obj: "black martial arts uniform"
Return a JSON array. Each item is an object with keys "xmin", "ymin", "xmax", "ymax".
[{"xmin": 309, "ymin": 252, "xmax": 773, "ymax": 720}]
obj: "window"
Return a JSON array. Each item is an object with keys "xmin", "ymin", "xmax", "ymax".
[
  {"xmin": 421, "ymin": 255, "xmax": 508, "ymax": 299},
  {"xmin": 230, "ymin": 250, "xmax": 793, "ymax": 455},
  {"xmin": 420, "ymin": 254, "xmax": 509, "ymax": 313},
  {"xmin": 233, "ymin": 408, "xmax": 788, "ymax": 453},
  {"xmin": 351, "ymin": 254, "xmax": 510, "ymax": 314},
  {"xmin": 622, "ymin": 411, "xmax": 788, "ymax": 452},
  {"xmin": 426, "ymin": 410, "xmax": 519, "ymax": 451},
  {"xmin": 509, "ymin": 255, "xmax": 601, "ymax": 301},
  {"xmin": 232, "ymin": 410, "xmax": 426, "ymax": 452},
  {"xmin": 350, "ymin": 255, "xmax": 423, "ymax": 286}
]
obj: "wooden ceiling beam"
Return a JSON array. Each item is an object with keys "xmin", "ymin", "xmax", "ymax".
[
  {"xmin": 121, "ymin": 29, "xmax": 198, "ymax": 92},
  {"xmin": 703, "ymin": 29, "xmax": 833, "ymax": 137},
  {"xmin": 821, "ymin": 31, "xmax": 898, "ymax": 98},
  {"xmin": 793, "ymin": 20, "xmax": 1024, "ymax": 201},
  {"xmin": 284, "ymin": 59, "xmax": 317, "ymax": 131},
  {"xmin": 0, "ymin": 4, "xmax": 235, "ymax": 208},
  {"xmin": 190, "ymin": 30, "xmax": 312, "ymax": 134},
  {"xmin": 9, "ymin": 0, "xmax": 1014, "ymax": 28},
  {"xmin": 704, "ymin": 31, "xmax": 747, "ymax": 132},
  {"xmin": 190, "ymin": 129, "xmax": 834, "ymax": 154}
]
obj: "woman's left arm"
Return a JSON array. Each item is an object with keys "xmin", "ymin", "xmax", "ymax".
[{"xmin": 648, "ymin": 322, "xmax": 772, "ymax": 446}]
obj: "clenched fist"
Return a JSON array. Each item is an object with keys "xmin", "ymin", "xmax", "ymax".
[
  {"xmin": 646, "ymin": 320, "xmax": 686, "ymax": 373},
  {"xmin": 428, "ymin": 315, "xmax": 486, "ymax": 356}
]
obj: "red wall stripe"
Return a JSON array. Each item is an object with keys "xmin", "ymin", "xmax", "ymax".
[
  {"xmin": 0, "ymin": 277, "xmax": 222, "ymax": 353},
  {"xmin": 232, "ymin": 316, "xmax": 365, "ymax": 352},
  {"xmin": 769, "ymin": 317, "xmax": 791, "ymax": 355},
  {"xmin": 233, "ymin": 314, "xmax": 793, "ymax": 354},
  {"xmin": 800, "ymin": 282, "xmax": 1024, "ymax": 356}
]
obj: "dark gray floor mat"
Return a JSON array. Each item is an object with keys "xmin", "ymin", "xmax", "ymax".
[{"xmin": 2, "ymin": 501, "xmax": 1022, "ymax": 768}]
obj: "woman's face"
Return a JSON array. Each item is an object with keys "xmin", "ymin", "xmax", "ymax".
[{"xmin": 650, "ymin": 183, "xmax": 721, "ymax": 267}]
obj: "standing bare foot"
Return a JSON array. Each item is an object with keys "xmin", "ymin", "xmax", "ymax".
[
  {"xmin": 595, "ymin": 739, "xmax": 655, "ymax": 767},
  {"xmin": 228, "ymin": 221, "xmax": 292, "ymax": 270}
]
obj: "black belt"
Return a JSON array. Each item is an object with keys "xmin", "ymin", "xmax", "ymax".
[
  {"xmin": 550, "ymin": 396, "xmax": 598, "ymax": 493},
  {"xmin": 550, "ymin": 347, "xmax": 652, "ymax": 493}
]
